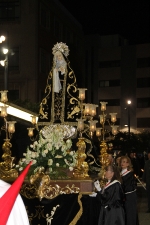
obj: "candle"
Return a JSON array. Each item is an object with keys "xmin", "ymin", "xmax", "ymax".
[
  {"xmin": 77, "ymin": 119, "xmax": 85, "ymax": 131},
  {"xmin": 0, "ymin": 90, "xmax": 8, "ymax": 102},
  {"xmin": 1, "ymin": 106, "xmax": 8, "ymax": 117},
  {"xmin": 109, "ymin": 113, "xmax": 117, "ymax": 123},
  {"xmin": 78, "ymin": 88, "xmax": 87, "ymax": 101},
  {"xmin": 7, "ymin": 121, "xmax": 16, "ymax": 133},
  {"xmin": 100, "ymin": 102, "xmax": 108, "ymax": 111},
  {"xmin": 27, "ymin": 128, "xmax": 34, "ymax": 137},
  {"xmin": 96, "ymin": 128, "xmax": 101, "ymax": 137}
]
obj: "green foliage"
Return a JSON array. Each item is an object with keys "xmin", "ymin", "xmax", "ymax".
[
  {"xmin": 10, "ymin": 99, "xmax": 40, "ymax": 113},
  {"xmin": 111, "ymin": 131, "xmax": 150, "ymax": 154}
]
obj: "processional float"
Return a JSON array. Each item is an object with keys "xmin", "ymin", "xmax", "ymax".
[{"xmin": 1, "ymin": 42, "xmax": 118, "ymax": 200}]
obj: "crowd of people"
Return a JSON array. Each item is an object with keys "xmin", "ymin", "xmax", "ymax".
[{"xmin": 90, "ymin": 149, "xmax": 150, "ymax": 225}]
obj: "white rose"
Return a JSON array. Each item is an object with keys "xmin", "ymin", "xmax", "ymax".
[
  {"xmin": 48, "ymin": 159, "xmax": 53, "ymax": 166},
  {"xmin": 55, "ymin": 155, "xmax": 63, "ymax": 158},
  {"xmin": 22, "ymin": 158, "xmax": 26, "ymax": 162},
  {"xmin": 69, "ymin": 151, "xmax": 74, "ymax": 156},
  {"xmin": 44, "ymin": 149, "xmax": 48, "ymax": 154},
  {"xmin": 69, "ymin": 167, "xmax": 73, "ymax": 171},
  {"xmin": 31, "ymin": 152, "xmax": 36, "ymax": 158},
  {"xmin": 56, "ymin": 163, "xmax": 59, "ymax": 167},
  {"xmin": 32, "ymin": 160, "xmax": 37, "ymax": 165}
]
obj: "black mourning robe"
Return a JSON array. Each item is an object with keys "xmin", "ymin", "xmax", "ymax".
[
  {"xmin": 121, "ymin": 171, "xmax": 139, "ymax": 225},
  {"xmin": 38, "ymin": 55, "xmax": 80, "ymax": 126},
  {"xmin": 97, "ymin": 180, "xmax": 125, "ymax": 225}
]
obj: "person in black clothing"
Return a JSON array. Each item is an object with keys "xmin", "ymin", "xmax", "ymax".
[
  {"xmin": 119, "ymin": 156, "xmax": 139, "ymax": 225},
  {"xmin": 142, "ymin": 151, "xmax": 150, "ymax": 213},
  {"xmin": 94, "ymin": 165, "xmax": 125, "ymax": 225},
  {"xmin": 129, "ymin": 150, "xmax": 140, "ymax": 177}
]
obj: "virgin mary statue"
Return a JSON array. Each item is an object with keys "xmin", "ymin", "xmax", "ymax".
[{"xmin": 38, "ymin": 42, "xmax": 80, "ymax": 126}]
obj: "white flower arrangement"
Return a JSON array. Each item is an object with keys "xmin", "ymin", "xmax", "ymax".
[{"xmin": 16, "ymin": 126, "xmax": 77, "ymax": 178}]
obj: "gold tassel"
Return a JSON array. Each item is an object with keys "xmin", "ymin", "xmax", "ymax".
[{"xmin": 69, "ymin": 193, "xmax": 83, "ymax": 225}]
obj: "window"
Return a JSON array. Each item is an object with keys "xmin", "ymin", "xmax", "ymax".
[
  {"xmin": 137, "ymin": 77, "xmax": 150, "ymax": 88},
  {"xmin": 137, "ymin": 57, "xmax": 150, "ymax": 68},
  {"xmin": 137, "ymin": 98, "xmax": 150, "ymax": 108},
  {"xmin": 137, "ymin": 118, "xmax": 150, "ymax": 128},
  {"xmin": 99, "ymin": 79, "xmax": 120, "ymax": 87},
  {"xmin": 99, "ymin": 60, "xmax": 120, "ymax": 68},
  {"xmin": 0, "ymin": 0, "xmax": 20, "ymax": 21},
  {"xmin": 99, "ymin": 99, "xmax": 120, "ymax": 106},
  {"xmin": 99, "ymin": 81, "xmax": 109, "ymax": 87}
]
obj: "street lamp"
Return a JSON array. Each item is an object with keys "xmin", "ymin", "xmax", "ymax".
[
  {"xmin": 0, "ymin": 35, "xmax": 8, "ymax": 90},
  {"xmin": 127, "ymin": 100, "xmax": 131, "ymax": 137},
  {"xmin": 0, "ymin": 90, "xmax": 18, "ymax": 179},
  {"xmin": 0, "ymin": 35, "xmax": 5, "ymax": 43},
  {"xmin": 0, "ymin": 48, "xmax": 9, "ymax": 90}
]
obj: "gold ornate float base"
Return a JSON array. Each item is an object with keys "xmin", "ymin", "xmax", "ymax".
[
  {"xmin": 98, "ymin": 140, "xmax": 110, "ymax": 187},
  {"xmin": 0, "ymin": 139, "xmax": 18, "ymax": 181},
  {"xmin": 73, "ymin": 137, "xmax": 89, "ymax": 178},
  {"xmin": 21, "ymin": 178, "xmax": 93, "ymax": 200}
]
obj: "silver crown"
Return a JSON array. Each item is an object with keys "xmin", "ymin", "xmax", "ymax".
[{"xmin": 52, "ymin": 42, "xmax": 69, "ymax": 57}]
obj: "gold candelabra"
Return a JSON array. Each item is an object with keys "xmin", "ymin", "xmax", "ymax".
[
  {"xmin": 0, "ymin": 90, "xmax": 18, "ymax": 180},
  {"xmin": 73, "ymin": 88, "xmax": 99, "ymax": 179},
  {"xmin": 73, "ymin": 94, "xmax": 119, "ymax": 181},
  {"xmin": 27, "ymin": 115, "xmax": 39, "ymax": 141},
  {"xmin": 96, "ymin": 102, "xmax": 118, "ymax": 184}
]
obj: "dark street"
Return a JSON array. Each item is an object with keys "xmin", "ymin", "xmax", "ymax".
[{"xmin": 137, "ymin": 184, "xmax": 150, "ymax": 225}]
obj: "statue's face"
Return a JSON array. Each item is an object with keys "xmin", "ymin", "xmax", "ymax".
[{"xmin": 55, "ymin": 51, "xmax": 63, "ymax": 61}]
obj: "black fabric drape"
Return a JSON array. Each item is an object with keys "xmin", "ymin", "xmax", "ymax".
[
  {"xmin": 77, "ymin": 195, "xmax": 100, "ymax": 225},
  {"xmin": 21, "ymin": 193, "xmax": 100, "ymax": 225}
]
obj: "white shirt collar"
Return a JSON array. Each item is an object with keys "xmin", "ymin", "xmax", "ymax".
[{"xmin": 121, "ymin": 168, "xmax": 127, "ymax": 175}]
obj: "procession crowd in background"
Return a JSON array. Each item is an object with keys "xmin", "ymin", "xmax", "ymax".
[{"xmin": 90, "ymin": 148, "xmax": 150, "ymax": 225}]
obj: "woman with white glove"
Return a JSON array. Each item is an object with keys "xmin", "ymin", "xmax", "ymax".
[{"xmin": 91, "ymin": 165, "xmax": 125, "ymax": 225}]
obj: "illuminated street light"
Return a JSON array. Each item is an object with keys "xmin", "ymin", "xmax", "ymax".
[
  {"xmin": 0, "ymin": 35, "xmax": 6, "ymax": 43},
  {"xmin": 3, "ymin": 48, "xmax": 9, "ymax": 54},
  {"xmin": 127, "ymin": 100, "xmax": 131, "ymax": 105},
  {"xmin": 127, "ymin": 100, "xmax": 131, "ymax": 137},
  {"xmin": 0, "ymin": 37, "xmax": 9, "ymax": 90},
  {"xmin": 0, "ymin": 60, "xmax": 6, "ymax": 66}
]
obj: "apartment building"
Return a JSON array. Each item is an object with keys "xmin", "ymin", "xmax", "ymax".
[
  {"xmin": 0, "ymin": 0, "xmax": 84, "ymax": 103},
  {"xmin": 84, "ymin": 34, "xmax": 150, "ymax": 132}
]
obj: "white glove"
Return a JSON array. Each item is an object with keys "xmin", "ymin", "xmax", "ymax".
[
  {"xmin": 89, "ymin": 192, "xmax": 97, "ymax": 197},
  {"xmin": 94, "ymin": 180, "xmax": 101, "ymax": 192}
]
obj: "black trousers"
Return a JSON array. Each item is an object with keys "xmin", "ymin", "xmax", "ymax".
[
  {"xmin": 146, "ymin": 184, "xmax": 150, "ymax": 210},
  {"xmin": 124, "ymin": 192, "xmax": 139, "ymax": 225}
]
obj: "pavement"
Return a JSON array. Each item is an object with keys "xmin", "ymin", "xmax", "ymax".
[{"xmin": 137, "ymin": 184, "xmax": 150, "ymax": 225}]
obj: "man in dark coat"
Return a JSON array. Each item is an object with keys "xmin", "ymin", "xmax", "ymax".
[
  {"xmin": 129, "ymin": 150, "xmax": 140, "ymax": 177},
  {"xmin": 142, "ymin": 150, "xmax": 150, "ymax": 213}
]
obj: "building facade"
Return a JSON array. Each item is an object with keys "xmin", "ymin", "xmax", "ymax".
[
  {"xmin": 85, "ymin": 34, "xmax": 150, "ymax": 132},
  {"xmin": 0, "ymin": 0, "xmax": 84, "ymax": 103},
  {"xmin": 0, "ymin": 1, "xmax": 150, "ymax": 133}
]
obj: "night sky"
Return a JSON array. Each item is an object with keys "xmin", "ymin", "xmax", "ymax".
[{"xmin": 59, "ymin": 0, "xmax": 150, "ymax": 45}]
